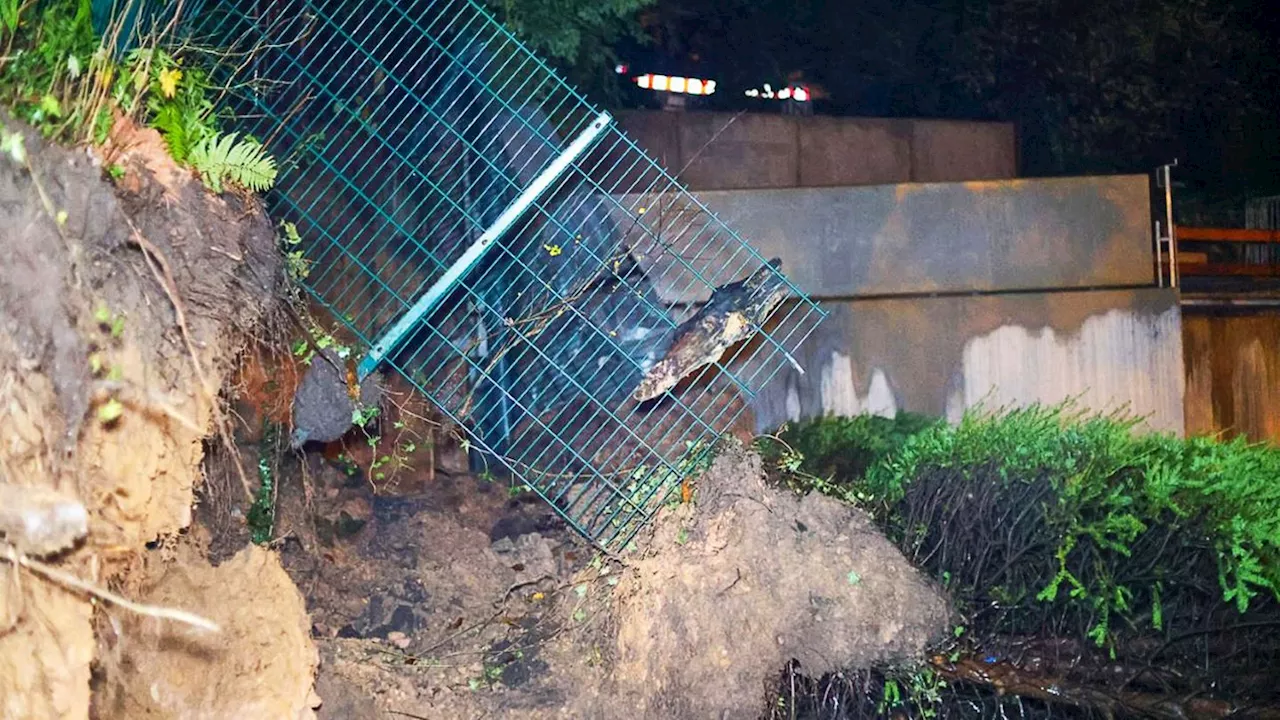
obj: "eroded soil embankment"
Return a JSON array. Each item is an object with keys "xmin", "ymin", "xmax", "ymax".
[{"xmin": 0, "ymin": 114, "xmax": 318, "ymax": 720}]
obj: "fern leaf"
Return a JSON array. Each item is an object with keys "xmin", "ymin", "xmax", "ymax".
[
  {"xmin": 224, "ymin": 137, "xmax": 277, "ymax": 192},
  {"xmin": 188, "ymin": 132, "xmax": 278, "ymax": 195}
]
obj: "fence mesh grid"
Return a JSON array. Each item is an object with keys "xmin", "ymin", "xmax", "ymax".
[{"xmin": 183, "ymin": 0, "xmax": 827, "ymax": 550}]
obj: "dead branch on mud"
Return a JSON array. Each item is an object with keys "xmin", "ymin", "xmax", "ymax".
[
  {"xmin": 2, "ymin": 544, "xmax": 220, "ymax": 633},
  {"xmin": 930, "ymin": 654, "xmax": 1280, "ymax": 720}
]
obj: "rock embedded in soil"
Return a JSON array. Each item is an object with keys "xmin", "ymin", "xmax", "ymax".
[
  {"xmin": 0, "ymin": 483, "xmax": 88, "ymax": 558},
  {"xmin": 290, "ymin": 347, "xmax": 384, "ymax": 448}
]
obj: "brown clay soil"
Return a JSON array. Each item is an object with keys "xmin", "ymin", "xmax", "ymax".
[
  {"xmin": 209, "ymin": 419, "xmax": 952, "ymax": 719},
  {"xmin": 0, "ymin": 108, "xmax": 952, "ymax": 720},
  {"xmin": 0, "ymin": 112, "xmax": 319, "ymax": 720}
]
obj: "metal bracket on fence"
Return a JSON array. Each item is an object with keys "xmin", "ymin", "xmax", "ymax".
[
  {"xmin": 1155, "ymin": 160, "xmax": 1179, "ymax": 290},
  {"xmin": 356, "ymin": 111, "xmax": 614, "ymax": 381}
]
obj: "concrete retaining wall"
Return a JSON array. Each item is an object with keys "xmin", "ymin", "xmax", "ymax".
[
  {"xmin": 615, "ymin": 111, "xmax": 1017, "ymax": 191},
  {"xmin": 650, "ymin": 174, "xmax": 1188, "ymax": 435},
  {"xmin": 739, "ymin": 290, "xmax": 1185, "ymax": 436},
  {"xmin": 617, "ymin": 175, "xmax": 1154, "ymax": 304}
]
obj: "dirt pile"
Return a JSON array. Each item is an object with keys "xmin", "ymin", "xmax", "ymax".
[
  {"xmin": 595, "ymin": 445, "xmax": 951, "ymax": 718},
  {"xmin": 94, "ymin": 545, "xmax": 319, "ymax": 719},
  {"xmin": 0, "ymin": 113, "xmax": 316, "ymax": 719},
  {"xmin": 278, "ymin": 440, "xmax": 949, "ymax": 719}
]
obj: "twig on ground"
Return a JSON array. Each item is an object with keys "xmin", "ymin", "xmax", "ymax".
[{"xmin": 2, "ymin": 544, "xmax": 220, "ymax": 633}]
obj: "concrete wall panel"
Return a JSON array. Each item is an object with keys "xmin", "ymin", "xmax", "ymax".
[
  {"xmin": 797, "ymin": 117, "xmax": 913, "ymax": 187},
  {"xmin": 616, "ymin": 174, "xmax": 1153, "ymax": 303},
  {"xmin": 739, "ymin": 289, "xmax": 1185, "ymax": 435},
  {"xmin": 614, "ymin": 110, "xmax": 1017, "ymax": 191},
  {"xmin": 910, "ymin": 120, "xmax": 1018, "ymax": 182}
]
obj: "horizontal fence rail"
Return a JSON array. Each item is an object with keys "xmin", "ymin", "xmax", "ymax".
[
  {"xmin": 180, "ymin": 0, "xmax": 826, "ymax": 550},
  {"xmin": 1177, "ymin": 226, "xmax": 1280, "ymax": 278}
]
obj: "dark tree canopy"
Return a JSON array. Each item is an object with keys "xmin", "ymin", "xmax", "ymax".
[
  {"xmin": 482, "ymin": 0, "xmax": 656, "ymax": 103},
  {"xmin": 483, "ymin": 0, "xmax": 1278, "ymax": 218}
]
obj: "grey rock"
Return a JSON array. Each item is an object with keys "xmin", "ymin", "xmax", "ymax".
[{"xmin": 290, "ymin": 348, "xmax": 382, "ymax": 448}]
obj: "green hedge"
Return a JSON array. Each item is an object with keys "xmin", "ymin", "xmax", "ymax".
[{"xmin": 760, "ymin": 403, "xmax": 1280, "ymax": 650}]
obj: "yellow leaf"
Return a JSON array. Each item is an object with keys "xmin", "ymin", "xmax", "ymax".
[
  {"xmin": 158, "ymin": 68, "xmax": 182, "ymax": 99},
  {"xmin": 543, "ymin": 243, "xmax": 562, "ymax": 257},
  {"xmin": 98, "ymin": 398, "xmax": 124, "ymax": 424}
]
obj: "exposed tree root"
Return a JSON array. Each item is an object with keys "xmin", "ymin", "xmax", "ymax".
[
  {"xmin": 930, "ymin": 653, "xmax": 1280, "ymax": 720},
  {"xmin": 2, "ymin": 544, "xmax": 220, "ymax": 633}
]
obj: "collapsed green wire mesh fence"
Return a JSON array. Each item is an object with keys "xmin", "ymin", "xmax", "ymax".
[{"xmin": 177, "ymin": 0, "xmax": 826, "ymax": 550}]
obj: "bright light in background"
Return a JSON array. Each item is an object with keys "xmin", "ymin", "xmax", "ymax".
[
  {"xmin": 633, "ymin": 73, "xmax": 717, "ymax": 96},
  {"xmin": 745, "ymin": 84, "xmax": 811, "ymax": 102},
  {"xmin": 614, "ymin": 63, "xmax": 629, "ymax": 75}
]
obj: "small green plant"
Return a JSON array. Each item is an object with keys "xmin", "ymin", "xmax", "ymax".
[
  {"xmin": 334, "ymin": 452, "xmax": 359, "ymax": 477},
  {"xmin": 135, "ymin": 48, "xmax": 216, "ymax": 161},
  {"xmin": 247, "ymin": 421, "xmax": 281, "ymax": 544},
  {"xmin": 187, "ymin": 131, "xmax": 277, "ymax": 194},
  {"xmin": 352, "ymin": 403, "xmax": 379, "ymax": 428},
  {"xmin": 874, "ymin": 666, "xmax": 945, "ymax": 718},
  {"xmin": 292, "ymin": 325, "xmax": 354, "ymax": 366},
  {"xmin": 1, "ymin": 125, "xmax": 25, "ymax": 163},
  {"xmin": 88, "ymin": 300, "xmax": 127, "ymax": 424},
  {"xmin": 279, "ymin": 221, "xmax": 311, "ymax": 282},
  {"xmin": 93, "ymin": 302, "xmax": 125, "ymax": 338},
  {"xmin": 97, "ymin": 397, "xmax": 123, "ymax": 424}
]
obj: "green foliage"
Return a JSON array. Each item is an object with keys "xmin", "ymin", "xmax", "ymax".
[
  {"xmin": 138, "ymin": 49, "xmax": 218, "ymax": 163},
  {"xmin": 0, "ymin": 0, "xmax": 97, "ymax": 138},
  {"xmin": 486, "ymin": 0, "xmax": 652, "ymax": 63},
  {"xmin": 279, "ymin": 221, "xmax": 311, "ymax": 283},
  {"xmin": 186, "ymin": 131, "xmax": 277, "ymax": 194},
  {"xmin": 483, "ymin": 0, "xmax": 653, "ymax": 100},
  {"xmin": 1, "ymin": 0, "xmax": 20, "ymax": 34},
  {"xmin": 247, "ymin": 421, "xmax": 281, "ymax": 545},
  {"xmin": 760, "ymin": 412, "xmax": 940, "ymax": 491},
  {"xmin": 768, "ymin": 402, "xmax": 1280, "ymax": 653},
  {"xmin": 876, "ymin": 665, "xmax": 946, "ymax": 718},
  {"xmin": 871, "ymin": 404, "xmax": 1280, "ymax": 618},
  {"xmin": 0, "ymin": 1, "xmax": 278, "ymax": 195}
]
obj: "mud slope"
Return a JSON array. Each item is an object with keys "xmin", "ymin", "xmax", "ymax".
[
  {"xmin": 293, "ymin": 442, "xmax": 951, "ymax": 720},
  {"xmin": 0, "ymin": 113, "xmax": 316, "ymax": 720}
]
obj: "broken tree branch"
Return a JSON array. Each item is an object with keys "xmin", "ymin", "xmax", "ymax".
[{"xmin": 3, "ymin": 544, "xmax": 220, "ymax": 633}]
